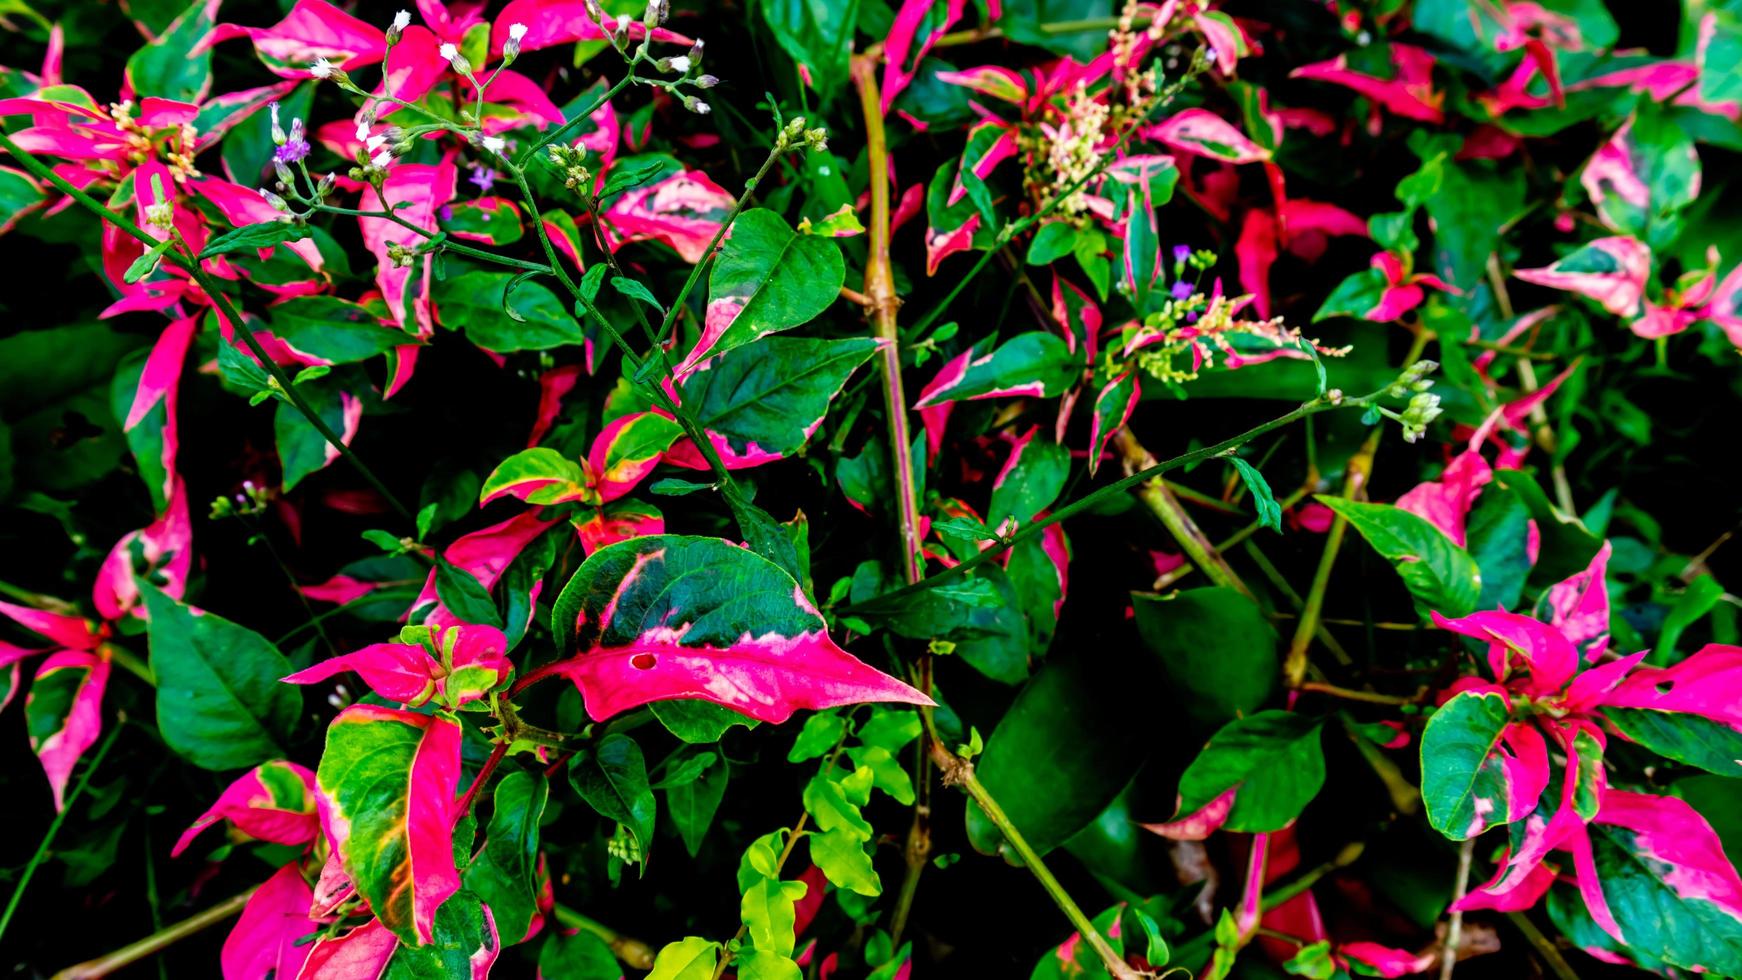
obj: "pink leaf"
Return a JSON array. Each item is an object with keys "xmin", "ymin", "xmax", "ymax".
[
  {"xmin": 575, "ymin": 500, "xmax": 665, "ymax": 556},
  {"xmin": 1290, "ymin": 44, "xmax": 1446, "ymax": 123},
  {"xmin": 1545, "ymin": 541, "xmax": 1612, "ymax": 659},
  {"xmin": 934, "ymin": 65, "xmax": 1028, "ymax": 105},
  {"xmin": 0, "ymin": 600, "xmax": 102, "ymax": 651},
  {"xmin": 173, "ymin": 760, "xmax": 319, "ymax": 857},
  {"xmin": 27, "ymin": 649, "xmax": 110, "ymax": 811},
  {"xmin": 361, "ymin": 162, "xmax": 456, "ymax": 337},
  {"xmin": 1396, "ymin": 450, "xmax": 1492, "ymax": 547},
  {"xmin": 1141, "ymin": 787, "xmax": 1236, "ymax": 841},
  {"xmin": 294, "ymin": 918, "xmax": 399, "ymax": 979},
  {"xmin": 211, "ymin": 0, "xmax": 386, "ymax": 78},
  {"xmin": 1599, "ymin": 643, "xmax": 1742, "ymax": 733},
  {"xmin": 283, "ymin": 642, "xmax": 437, "ymax": 706},
  {"xmin": 410, "ymin": 512, "xmax": 556, "ymax": 628},
  {"xmin": 1514, "ymin": 236, "xmax": 1650, "ymax": 318},
  {"xmin": 223, "ymin": 863, "xmax": 319, "ymax": 980},
  {"xmin": 1086, "ymin": 370, "xmax": 1140, "ymax": 478},
  {"xmin": 881, "ymin": 0, "xmax": 967, "ymax": 113},
  {"xmin": 1146, "ymin": 108, "xmax": 1270, "ymax": 164},
  {"xmin": 602, "ymin": 169, "xmax": 733, "ymax": 264},
  {"xmin": 1431, "ymin": 610, "xmax": 1578, "ymax": 697},
  {"xmin": 549, "ymin": 536, "xmax": 931, "ymax": 723},
  {"xmin": 588, "ymin": 412, "xmax": 682, "ymax": 502},
  {"xmin": 94, "ymin": 480, "xmax": 193, "ymax": 620}
]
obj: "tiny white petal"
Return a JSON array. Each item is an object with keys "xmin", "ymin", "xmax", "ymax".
[
  {"xmin": 355, "ymin": 121, "xmax": 370, "ymax": 141},
  {"xmin": 669, "ymin": 55, "xmax": 690, "ymax": 72},
  {"xmin": 508, "ymin": 22, "xmax": 528, "ymax": 41},
  {"xmin": 391, "ymin": 9, "xmax": 411, "ymax": 31},
  {"xmin": 372, "ymin": 149, "xmax": 395, "ymax": 168},
  {"xmin": 615, "ymin": 13, "xmax": 629, "ymax": 32},
  {"xmin": 439, "ymin": 42, "xmax": 459, "ymax": 60},
  {"xmin": 366, "ymin": 133, "xmax": 387, "ymax": 151},
  {"xmin": 481, "ymin": 136, "xmax": 506, "ymax": 153}
]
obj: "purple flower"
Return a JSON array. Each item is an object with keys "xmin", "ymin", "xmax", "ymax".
[
  {"xmin": 1170, "ymin": 279, "xmax": 1194, "ymax": 300},
  {"xmin": 274, "ymin": 119, "xmax": 309, "ymax": 164},
  {"xmin": 1172, "ymin": 244, "xmax": 1192, "ymax": 265},
  {"xmin": 467, "ymin": 165, "xmax": 497, "ymax": 193}
]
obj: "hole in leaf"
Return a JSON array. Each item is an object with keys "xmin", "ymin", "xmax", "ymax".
[
  {"xmin": 631, "ymin": 653, "xmax": 657, "ymax": 670},
  {"xmin": 1656, "ymin": 680, "xmax": 1674, "ymax": 695}
]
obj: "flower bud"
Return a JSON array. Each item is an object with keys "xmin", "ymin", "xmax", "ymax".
[
  {"xmin": 387, "ymin": 9, "xmax": 411, "ymax": 44},
  {"xmin": 269, "ymin": 101, "xmax": 286, "ymax": 145},
  {"xmin": 439, "ymin": 42, "xmax": 473, "ymax": 76},
  {"xmin": 694, "ymin": 74, "xmax": 719, "ymax": 89}
]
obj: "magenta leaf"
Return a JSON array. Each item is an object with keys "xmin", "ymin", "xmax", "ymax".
[
  {"xmin": 223, "ymin": 863, "xmax": 318, "ymax": 980},
  {"xmin": 1086, "ymin": 370, "xmax": 1140, "ymax": 477},
  {"xmin": 911, "ymin": 333, "xmax": 1080, "ymax": 407},
  {"xmin": 25, "ymin": 649, "xmax": 110, "ymax": 811},
  {"xmin": 548, "ymin": 536, "xmax": 931, "ymax": 724},
  {"xmin": 1514, "ymin": 235, "xmax": 1650, "ymax": 317},
  {"xmin": 172, "ymin": 759, "xmax": 319, "ymax": 856},
  {"xmin": 1146, "ymin": 108, "xmax": 1270, "ymax": 164},
  {"xmin": 1598, "ymin": 643, "xmax": 1742, "ymax": 776}
]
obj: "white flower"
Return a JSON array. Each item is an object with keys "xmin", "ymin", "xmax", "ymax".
[
  {"xmin": 391, "ymin": 10, "xmax": 412, "ymax": 32},
  {"xmin": 615, "ymin": 13, "xmax": 630, "ymax": 33},
  {"xmin": 372, "ymin": 148, "xmax": 395, "ymax": 169},
  {"xmin": 508, "ymin": 22, "xmax": 528, "ymax": 42},
  {"xmin": 439, "ymin": 42, "xmax": 459, "ymax": 61},
  {"xmin": 669, "ymin": 55, "xmax": 691, "ymax": 73},
  {"xmin": 269, "ymin": 101, "xmax": 286, "ymax": 144},
  {"xmin": 481, "ymin": 135, "xmax": 506, "ymax": 154},
  {"xmin": 309, "ymin": 58, "xmax": 335, "ymax": 79},
  {"xmin": 366, "ymin": 133, "xmax": 388, "ymax": 152},
  {"xmin": 355, "ymin": 120, "xmax": 371, "ymax": 142}
]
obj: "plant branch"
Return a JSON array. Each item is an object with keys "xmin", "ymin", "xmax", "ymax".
[
  {"xmin": 928, "ymin": 740, "xmax": 1143, "ymax": 980},
  {"xmin": 49, "ymin": 886, "xmax": 255, "ymax": 980},
  {"xmin": 552, "ymin": 905, "xmax": 656, "ymax": 970},
  {"xmin": 1116, "ymin": 429, "xmax": 1253, "ymax": 598},
  {"xmin": 1439, "ymin": 838, "xmax": 1476, "ymax": 980},
  {"xmin": 1504, "ymin": 911, "xmax": 1582, "ymax": 980}
]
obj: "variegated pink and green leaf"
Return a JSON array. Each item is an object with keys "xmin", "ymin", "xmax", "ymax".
[
  {"xmin": 548, "ymin": 535, "xmax": 932, "ymax": 724},
  {"xmin": 224, "ymin": 862, "xmax": 319, "ymax": 980},
  {"xmin": 1597, "ymin": 643, "xmax": 1742, "ymax": 776},
  {"xmin": 587, "ymin": 411, "xmax": 681, "ymax": 500},
  {"xmin": 441, "ymin": 196, "xmax": 524, "ymax": 247},
  {"xmin": 479, "ymin": 448, "xmax": 598, "ymax": 507},
  {"xmin": 1514, "ymin": 235, "xmax": 1651, "ymax": 317},
  {"xmin": 1142, "ymin": 711, "xmax": 1325, "ymax": 840},
  {"xmin": 25, "ymin": 649, "xmax": 110, "ymax": 811},
  {"xmin": 911, "ymin": 333, "xmax": 1081, "ymax": 407},
  {"xmin": 575, "ymin": 499, "xmax": 665, "ymax": 557},
  {"xmin": 314, "ymin": 704, "xmax": 463, "ymax": 945},
  {"xmin": 1145, "ymin": 108, "xmax": 1270, "ymax": 164},
  {"xmin": 667, "ymin": 336, "xmax": 880, "ymax": 471},
  {"xmin": 674, "ymin": 209, "xmax": 845, "ymax": 376},
  {"xmin": 1087, "ymin": 370, "xmax": 1139, "ymax": 477},
  {"xmin": 172, "ymin": 759, "xmax": 319, "ymax": 856},
  {"xmin": 1420, "ymin": 688, "xmax": 1550, "ymax": 840}
]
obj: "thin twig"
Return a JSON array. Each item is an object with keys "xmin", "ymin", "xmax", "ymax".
[
  {"xmin": 50, "ymin": 886, "xmax": 256, "ymax": 980},
  {"xmin": 2, "ymin": 723, "xmax": 123, "ymax": 945},
  {"xmin": 1440, "ymin": 838, "xmax": 1476, "ymax": 980}
]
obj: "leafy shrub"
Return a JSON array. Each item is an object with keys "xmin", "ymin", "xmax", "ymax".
[{"xmin": 3, "ymin": 0, "xmax": 1742, "ymax": 977}]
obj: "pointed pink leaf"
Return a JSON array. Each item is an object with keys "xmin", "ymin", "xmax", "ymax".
[
  {"xmin": 94, "ymin": 481, "xmax": 194, "ymax": 620},
  {"xmin": 934, "ymin": 65, "xmax": 1028, "ymax": 105},
  {"xmin": 411, "ymin": 512, "xmax": 557, "ymax": 628},
  {"xmin": 212, "ymin": 0, "xmax": 386, "ymax": 77},
  {"xmin": 549, "ymin": 536, "xmax": 932, "ymax": 723},
  {"xmin": 1396, "ymin": 450, "xmax": 1492, "ymax": 547},
  {"xmin": 881, "ymin": 0, "xmax": 967, "ymax": 113},
  {"xmin": 602, "ymin": 169, "xmax": 733, "ymax": 264},
  {"xmin": 26, "ymin": 649, "xmax": 110, "ymax": 811},
  {"xmin": 1432, "ymin": 609, "xmax": 1578, "ymax": 696},
  {"xmin": 1087, "ymin": 370, "xmax": 1140, "ymax": 478},
  {"xmin": 294, "ymin": 918, "xmax": 399, "ymax": 979},
  {"xmin": 0, "ymin": 599, "xmax": 102, "ymax": 651},
  {"xmin": 283, "ymin": 643, "xmax": 437, "ymax": 706},
  {"xmin": 173, "ymin": 760, "xmax": 319, "ymax": 857},
  {"xmin": 1146, "ymin": 108, "xmax": 1270, "ymax": 164},
  {"xmin": 362, "ymin": 162, "xmax": 456, "ymax": 336},
  {"xmin": 1290, "ymin": 44, "xmax": 1446, "ymax": 122},
  {"xmin": 1546, "ymin": 541, "xmax": 1612, "ymax": 658},
  {"xmin": 1140, "ymin": 787, "xmax": 1236, "ymax": 841},
  {"xmin": 224, "ymin": 863, "xmax": 319, "ymax": 980},
  {"xmin": 1514, "ymin": 236, "xmax": 1650, "ymax": 317}
]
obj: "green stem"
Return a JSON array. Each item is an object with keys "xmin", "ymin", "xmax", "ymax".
[
  {"xmin": 0, "ymin": 128, "xmax": 415, "ymax": 524},
  {"xmin": 552, "ymin": 906, "xmax": 656, "ymax": 970},
  {"xmin": 1118, "ymin": 429, "xmax": 1252, "ymax": 598},
  {"xmin": 49, "ymin": 886, "xmax": 257, "ymax": 980},
  {"xmin": 1283, "ymin": 428, "xmax": 1376, "ymax": 689},
  {"xmin": 1, "ymin": 724, "xmax": 122, "ymax": 945},
  {"xmin": 929, "ymin": 740, "xmax": 1142, "ymax": 980},
  {"xmin": 1505, "ymin": 911, "xmax": 1582, "ymax": 980}
]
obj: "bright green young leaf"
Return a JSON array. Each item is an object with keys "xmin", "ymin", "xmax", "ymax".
[
  {"xmin": 682, "ymin": 209, "xmax": 845, "ymax": 371},
  {"xmin": 645, "ymin": 937, "xmax": 720, "ymax": 980},
  {"xmin": 1317, "ymin": 496, "xmax": 1482, "ymax": 618}
]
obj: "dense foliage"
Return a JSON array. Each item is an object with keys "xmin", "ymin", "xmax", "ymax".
[{"xmin": 3, "ymin": 0, "xmax": 1742, "ymax": 977}]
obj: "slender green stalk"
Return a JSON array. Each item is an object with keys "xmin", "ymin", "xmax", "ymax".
[
  {"xmin": 1, "ymin": 724, "xmax": 122, "ymax": 945},
  {"xmin": 1117, "ymin": 429, "xmax": 1253, "ymax": 598},
  {"xmin": 1283, "ymin": 427, "xmax": 1378, "ymax": 689},
  {"xmin": 49, "ymin": 886, "xmax": 256, "ymax": 980},
  {"xmin": 0, "ymin": 129, "xmax": 415, "ymax": 523},
  {"xmin": 553, "ymin": 905, "xmax": 656, "ymax": 970},
  {"xmin": 1505, "ymin": 911, "xmax": 1582, "ymax": 980},
  {"xmin": 928, "ymin": 740, "xmax": 1143, "ymax": 980}
]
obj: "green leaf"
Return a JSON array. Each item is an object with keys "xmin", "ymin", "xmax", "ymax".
[
  {"xmin": 142, "ymin": 584, "xmax": 300, "ymax": 771},
  {"xmin": 741, "ymin": 877, "xmax": 807, "ymax": 957},
  {"xmin": 988, "ymin": 435, "xmax": 1069, "ymax": 532},
  {"xmin": 268, "ymin": 297, "xmax": 406, "ymax": 365},
  {"xmin": 435, "ymin": 271, "xmax": 586, "ymax": 351},
  {"xmin": 1172, "ymin": 711, "xmax": 1326, "ymax": 833},
  {"xmin": 914, "ymin": 332, "xmax": 1081, "ymax": 406},
  {"xmin": 999, "ymin": 0, "xmax": 1114, "ymax": 58},
  {"xmin": 678, "ymin": 336, "xmax": 879, "ymax": 461},
  {"xmin": 1132, "ymin": 587, "xmax": 1278, "ymax": 736},
  {"xmin": 1312, "ymin": 268, "xmax": 1389, "ymax": 322},
  {"xmin": 1587, "ymin": 809, "xmax": 1742, "ymax": 975},
  {"xmin": 274, "ymin": 378, "xmax": 356, "ymax": 491},
  {"xmin": 611, "ymin": 275, "xmax": 665, "ymax": 314},
  {"xmin": 601, "ymin": 159, "xmax": 668, "ymax": 198},
  {"xmin": 464, "ymin": 771, "xmax": 547, "ymax": 943},
  {"xmin": 651, "ymin": 700, "xmax": 759, "ymax": 743},
  {"xmin": 1420, "ymin": 690, "xmax": 1520, "ymax": 840},
  {"xmin": 1491, "ymin": 470, "xmax": 1603, "ymax": 588},
  {"xmin": 1027, "ymin": 222, "xmax": 1082, "ymax": 266},
  {"xmin": 434, "ymin": 559, "xmax": 505, "ymax": 629},
  {"xmin": 1227, "ymin": 458, "xmax": 1281, "ymax": 532},
  {"xmin": 1317, "ymin": 497, "xmax": 1482, "ymax": 618},
  {"xmin": 787, "ymin": 711, "xmax": 847, "ymax": 762},
  {"xmin": 1465, "ymin": 482, "xmax": 1532, "ymax": 611},
  {"xmin": 479, "ymin": 447, "xmax": 595, "ymax": 506},
  {"xmin": 570, "ymin": 733, "xmax": 656, "ymax": 863},
  {"xmin": 666, "ymin": 747, "xmax": 728, "ymax": 857},
  {"xmin": 440, "ymin": 198, "xmax": 523, "ymax": 246},
  {"xmin": 124, "ymin": 0, "xmax": 216, "ymax": 102},
  {"xmin": 966, "ymin": 654, "xmax": 1150, "ymax": 858},
  {"xmin": 760, "ymin": 0, "xmax": 861, "ymax": 100},
  {"xmin": 646, "ymin": 938, "xmax": 720, "ymax": 980},
  {"xmin": 689, "ymin": 209, "xmax": 845, "ymax": 368},
  {"xmin": 809, "ymin": 826, "xmax": 880, "ymax": 897},
  {"xmin": 1604, "ymin": 707, "xmax": 1742, "ymax": 778},
  {"xmin": 540, "ymin": 929, "xmax": 621, "ymax": 979},
  {"xmin": 200, "ymin": 221, "xmax": 308, "ymax": 258}
]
